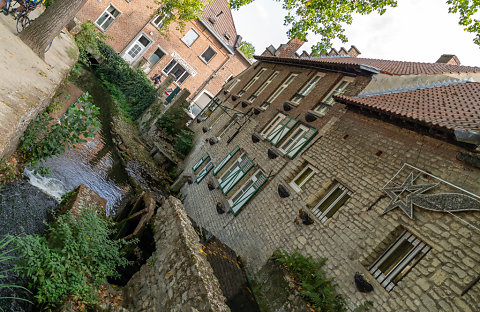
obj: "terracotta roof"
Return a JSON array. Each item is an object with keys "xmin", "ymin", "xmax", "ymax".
[
  {"xmin": 255, "ymin": 55, "xmax": 480, "ymax": 75},
  {"xmin": 201, "ymin": 0, "xmax": 238, "ymax": 49},
  {"xmin": 334, "ymin": 82, "xmax": 480, "ymax": 132}
]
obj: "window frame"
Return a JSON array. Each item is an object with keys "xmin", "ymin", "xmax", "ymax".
[
  {"xmin": 278, "ymin": 124, "xmax": 309, "ymax": 154},
  {"xmin": 182, "ymin": 28, "xmax": 200, "ymax": 47},
  {"xmin": 95, "ymin": 4, "xmax": 121, "ymax": 32},
  {"xmin": 162, "ymin": 59, "xmax": 191, "ymax": 85},
  {"xmin": 314, "ymin": 78, "xmax": 353, "ymax": 115},
  {"xmin": 290, "ymin": 73, "xmax": 324, "ymax": 105},
  {"xmin": 248, "ymin": 71, "xmax": 279, "ymax": 103},
  {"xmin": 225, "ymin": 78, "xmax": 240, "ymax": 93},
  {"xmin": 311, "ymin": 182, "xmax": 351, "ymax": 223},
  {"xmin": 289, "ymin": 164, "xmax": 317, "ymax": 192},
  {"xmin": 260, "ymin": 113, "xmax": 286, "ymax": 137},
  {"xmin": 151, "ymin": 15, "xmax": 165, "ymax": 28},
  {"xmin": 238, "ymin": 68, "xmax": 267, "ymax": 96},
  {"xmin": 369, "ymin": 231, "xmax": 431, "ymax": 292},
  {"xmin": 148, "ymin": 46, "xmax": 166, "ymax": 66},
  {"xmin": 218, "ymin": 153, "xmax": 246, "ymax": 184},
  {"xmin": 265, "ymin": 73, "xmax": 298, "ymax": 106},
  {"xmin": 228, "ymin": 169, "xmax": 265, "ymax": 206},
  {"xmin": 200, "ymin": 46, "xmax": 217, "ymax": 64}
]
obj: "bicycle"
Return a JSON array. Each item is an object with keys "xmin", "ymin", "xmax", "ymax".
[
  {"xmin": 15, "ymin": 1, "xmax": 35, "ymax": 33},
  {"xmin": 1, "ymin": 0, "xmax": 19, "ymax": 16}
]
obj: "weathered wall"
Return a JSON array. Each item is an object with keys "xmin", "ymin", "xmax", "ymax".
[
  {"xmin": 0, "ymin": 13, "xmax": 78, "ymax": 159},
  {"xmin": 123, "ymin": 196, "xmax": 230, "ymax": 312},
  {"xmin": 180, "ymin": 60, "xmax": 480, "ymax": 311}
]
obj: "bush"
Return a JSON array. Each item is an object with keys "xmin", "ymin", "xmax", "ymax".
[
  {"xmin": 174, "ymin": 129, "xmax": 195, "ymax": 156},
  {"xmin": 21, "ymin": 92, "xmax": 100, "ymax": 165},
  {"xmin": 0, "ymin": 237, "xmax": 31, "ymax": 311},
  {"xmin": 95, "ymin": 41, "xmax": 157, "ymax": 120},
  {"xmin": 13, "ymin": 207, "xmax": 130, "ymax": 308},
  {"xmin": 156, "ymin": 103, "xmax": 189, "ymax": 136},
  {"xmin": 273, "ymin": 250, "xmax": 346, "ymax": 312}
]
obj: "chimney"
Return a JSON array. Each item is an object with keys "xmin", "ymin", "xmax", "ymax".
[
  {"xmin": 276, "ymin": 38, "xmax": 306, "ymax": 58},
  {"xmin": 348, "ymin": 45, "xmax": 361, "ymax": 58},
  {"xmin": 436, "ymin": 54, "xmax": 461, "ymax": 65}
]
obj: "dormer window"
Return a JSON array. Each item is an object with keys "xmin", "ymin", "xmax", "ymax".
[{"xmin": 224, "ymin": 33, "xmax": 231, "ymax": 40}]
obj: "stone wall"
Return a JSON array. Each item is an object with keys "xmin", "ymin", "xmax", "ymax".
[
  {"xmin": 123, "ymin": 196, "xmax": 230, "ymax": 312},
  {"xmin": 179, "ymin": 60, "xmax": 480, "ymax": 311},
  {"xmin": 0, "ymin": 13, "xmax": 77, "ymax": 159}
]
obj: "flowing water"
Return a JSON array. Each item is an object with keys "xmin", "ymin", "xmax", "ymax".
[{"xmin": 0, "ymin": 68, "xmax": 133, "ymax": 311}]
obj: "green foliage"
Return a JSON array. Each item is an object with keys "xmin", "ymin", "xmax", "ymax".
[
  {"xmin": 101, "ymin": 80, "xmax": 132, "ymax": 122},
  {"xmin": 13, "ymin": 206, "xmax": 130, "ymax": 308},
  {"xmin": 43, "ymin": 0, "xmax": 55, "ymax": 8},
  {"xmin": 273, "ymin": 250, "xmax": 346, "ymax": 312},
  {"xmin": 95, "ymin": 41, "xmax": 157, "ymax": 120},
  {"xmin": 21, "ymin": 92, "xmax": 100, "ymax": 165},
  {"xmin": 174, "ymin": 129, "xmax": 195, "ymax": 156},
  {"xmin": 68, "ymin": 62, "xmax": 83, "ymax": 81},
  {"xmin": 354, "ymin": 300, "xmax": 374, "ymax": 312},
  {"xmin": 74, "ymin": 22, "xmax": 110, "ymax": 66},
  {"xmin": 448, "ymin": 0, "xmax": 480, "ymax": 46},
  {"xmin": 239, "ymin": 41, "xmax": 256, "ymax": 59},
  {"xmin": 156, "ymin": 104, "xmax": 189, "ymax": 136},
  {"xmin": 0, "ymin": 159, "xmax": 20, "ymax": 187},
  {"xmin": 0, "ymin": 236, "xmax": 32, "ymax": 311},
  {"xmin": 153, "ymin": 0, "xmax": 210, "ymax": 34}
]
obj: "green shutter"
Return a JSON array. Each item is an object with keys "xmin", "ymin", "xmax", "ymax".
[
  {"xmin": 267, "ymin": 116, "xmax": 298, "ymax": 146},
  {"xmin": 195, "ymin": 162, "xmax": 214, "ymax": 183},
  {"xmin": 230, "ymin": 173, "xmax": 267, "ymax": 215},
  {"xmin": 286, "ymin": 128, "xmax": 318, "ymax": 159},
  {"xmin": 219, "ymin": 156, "xmax": 254, "ymax": 195},
  {"xmin": 192, "ymin": 153, "xmax": 210, "ymax": 172},
  {"xmin": 213, "ymin": 146, "xmax": 240, "ymax": 176}
]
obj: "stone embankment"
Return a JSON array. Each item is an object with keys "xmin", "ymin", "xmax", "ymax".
[
  {"xmin": 0, "ymin": 12, "xmax": 77, "ymax": 159},
  {"xmin": 123, "ymin": 196, "xmax": 230, "ymax": 312}
]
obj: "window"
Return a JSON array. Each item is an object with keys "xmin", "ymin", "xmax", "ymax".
[
  {"xmin": 152, "ymin": 15, "xmax": 164, "ymax": 27},
  {"xmin": 238, "ymin": 68, "xmax": 267, "ymax": 96},
  {"xmin": 248, "ymin": 71, "xmax": 278, "ymax": 103},
  {"xmin": 95, "ymin": 4, "xmax": 120, "ymax": 31},
  {"xmin": 290, "ymin": 74, "xmax": 323, "ymax": 105},
  {"xmin": 262, "ymin": 73, "xmax": 297, "ymax": 108},
  {"xmin": 311, "ymin": 182, "xmax": 351, "ymax": 223},
  {"xmin": 148, "ymin": 48, "xmax": 165, "ymax": 66},
  {"xmin": 182, "ymin": 29, "xmax": 199, "ymax": 47},
  {"xmin": 225, "ymin": 74, "xmax": 233, "ymax": 83},
  {"xmin": 226, "ymin": 78, "xmax": 240, "ymax": 92},
  {"xmin": 260, "ymin": 113, "xmax": 286, "ymax": 137},
  {"xmin": 229, "ymin": 170, "xmax": 265, "ymax": 206},
  {"xmin": 219, "ymin": 153, "xmax": 246, "ymax": 184},
  {"xmin": 163, "ymin": 59, "xmax": 190, "ymax": 84},
  {"xmin": 289, "ymin": 165, "xmax": 316, "ymax": 192},
  {"xmin": 279, "ymin": 125, "xmax": 309, "ymax": 153},
  {"xmin": 217, "ymin": 115, "xmax": 238, "ymax": 139},
  {"xmin": 314, "ymin": 79, "xmax": 352, "ymax": 115},
  {"xmin": 369, "ymin": 231, "xmax": 431, "ymax": 292},
  {"xmin": 200, "ymin": 46, "xmax": 217, "ymax": 63}
]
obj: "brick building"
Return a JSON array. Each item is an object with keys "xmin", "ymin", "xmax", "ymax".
[
  {"xmin": 179, "ymin": 40, "xmax": 480, "ymax": 311},
  {"xmin": 76, "ymin": 0, "xmax": 251, "ymax": 114}
]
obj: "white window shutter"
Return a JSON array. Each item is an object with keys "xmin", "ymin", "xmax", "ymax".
[
  {"xmin": 220, "ymin": 157, "xmax": 254, "ymax": 194},
  {"xmin": 267, "ymin": 116, "xmax": 297, "ymax": 146},
  {"xmin": 213, "ymin": 146, "xmax": 240, "ymax": 176},
  {"xmin": 286, "ymin": 128, "xmax": 318, "ymax": 159},
  {"xmin": 230, "ymin": 173, "xmax": 267, "ymax": 215}
]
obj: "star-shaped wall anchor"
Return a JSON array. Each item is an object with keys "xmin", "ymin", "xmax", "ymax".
[{"xmin": 382, "ymin": 173, "xmax": 438, "ymax": 219}]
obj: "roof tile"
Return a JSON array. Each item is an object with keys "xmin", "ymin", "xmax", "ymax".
[{"xmin": 335, "ymin": 82, "xmax": 480, "ymax": 132}]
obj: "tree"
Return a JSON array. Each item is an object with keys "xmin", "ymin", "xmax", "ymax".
[
  {"xmin": 447, "ymin": 0, "xmax": 480, "ymax": 46},
  {"xmin": 19, "ymin": 0, "xmax": 87, "ymax": 59},
  {"xmin": 239, "ymin": 41, "xmax": 256, "ymax": 58},
  {"xmin": 154, "ymin": 0, "xmax": 210, "ymax": 34}
]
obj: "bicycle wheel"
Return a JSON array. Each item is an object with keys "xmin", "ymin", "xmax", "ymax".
[{"xmin": 16, "ymin": 15, "xmax": 30, "ymax": 33}]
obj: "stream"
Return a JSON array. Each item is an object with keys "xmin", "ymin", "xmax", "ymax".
[{"xmin": 0, "ymin": 68, "xmax": 134, "ymax": 311}]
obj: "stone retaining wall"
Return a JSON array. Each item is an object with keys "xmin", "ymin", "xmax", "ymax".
[{"xmin": 123, "ymin": 196, "xmax": 230, "ymax": 312}]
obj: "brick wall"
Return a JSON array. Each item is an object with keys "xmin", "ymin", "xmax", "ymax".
[{"xmin": 76, "ymin": 0, "xmax": 250, "ymax": 101}]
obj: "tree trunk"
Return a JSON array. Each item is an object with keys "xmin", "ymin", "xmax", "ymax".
[{"xmin": 19, "ymin": 0, "xmax": 87, "ymax": 59}]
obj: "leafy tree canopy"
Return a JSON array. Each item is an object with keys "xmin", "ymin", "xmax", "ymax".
[
  {"xmin": 239, "ymin": 41, "xmax": 256, "ymax": 58},
  {"xmin": 154, "ymin": 0, "xmax": 479, "ymax": 54},
  {"xmin": 447, "ymin": 0, "xmax": 480, "ymax": 46}
]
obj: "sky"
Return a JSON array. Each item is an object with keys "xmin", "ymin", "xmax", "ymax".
[{"xmin": 231, "ymin": 0, "xmax": 480, "ymax": 66}]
